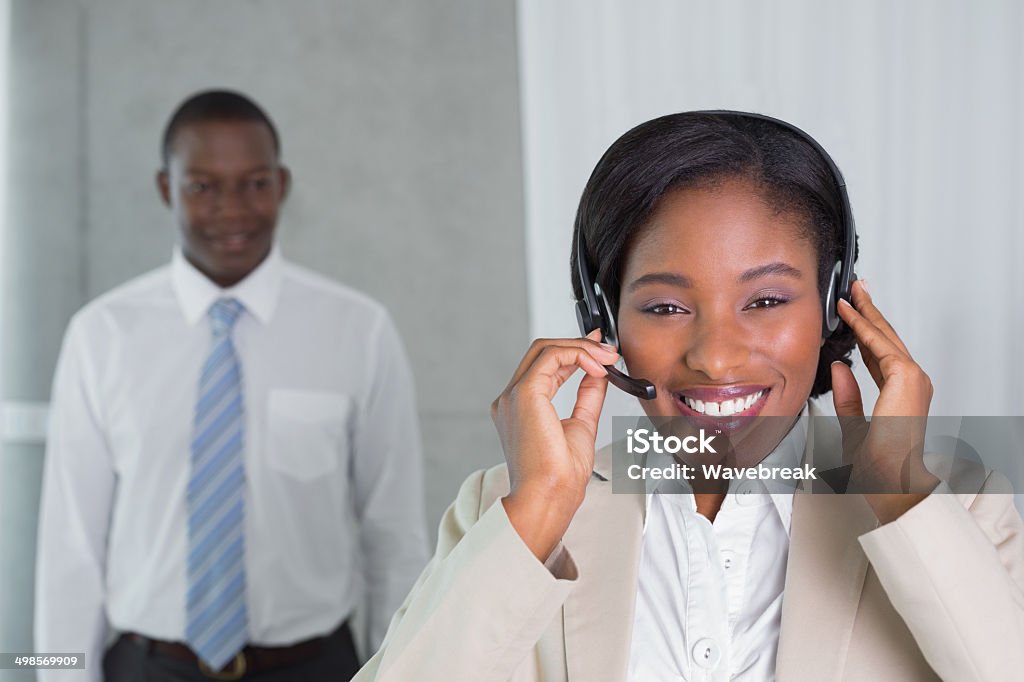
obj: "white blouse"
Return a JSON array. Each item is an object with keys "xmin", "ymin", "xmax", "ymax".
[{"xmin": 628, "ymin": 418, "xmax": 808, "ymax": 681}]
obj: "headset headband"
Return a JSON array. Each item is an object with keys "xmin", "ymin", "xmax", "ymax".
[{"xmin": 576, "ymin": 110, "xmax": 857, "ymax": 338}]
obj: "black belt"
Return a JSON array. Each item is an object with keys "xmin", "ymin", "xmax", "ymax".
[{"xmin": 125, "ymin": 621, "xmax": 347, "ymax": 680}]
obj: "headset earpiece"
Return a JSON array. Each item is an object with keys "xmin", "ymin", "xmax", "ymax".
[
  {"xmin": 592, "ymin": 283, "xmax": 619, "ymax": 349},
  {"xmin": 823, "ymin": 260, "xmax": 843, "ymax": 335},
  {"xmin": 575, "ymin": 283, "xmax": 619, "ymax": 348},
  {"xmin": 575, "ymin": 299, "xmax": 596, "ymax": 337},
  {"xmin": 575, "ymin": 229, "xmax": 657, "ymax": 400}
]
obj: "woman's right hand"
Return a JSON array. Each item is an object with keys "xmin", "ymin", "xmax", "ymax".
[{"xmin": 491, "ymin": 330, "xmax": 619, "ymax": 561}]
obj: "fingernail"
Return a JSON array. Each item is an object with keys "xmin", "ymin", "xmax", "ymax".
[
  {"xmin": 839, "ymin": 298, "xmax": 853, "ymax": 308},
  {"xmin": 858, "ymin": 279, "xmax": 869, "ymax": 294},
  {"xmin": 831, "ymin": 360, "xmax": 845, "ymax": 367},
  {"xmin": 600, "ymin": 342, "xmax": 618, "ymax": 352}
]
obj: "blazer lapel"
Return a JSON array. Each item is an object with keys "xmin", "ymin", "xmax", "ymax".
[
  {"xmin": 775, "ymin": 408, "xmax": 880, "ymax": 680},
  {"xmin": 567, "ymin": 408, "xmax": 876, "ymax": 680},
  {"xmin": 562, "ymin": 445, "xmax": 646, "ymax": 681}
]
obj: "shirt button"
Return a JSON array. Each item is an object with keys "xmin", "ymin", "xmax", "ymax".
[
  {"xmin": 734, "ymin": 480, "xmax": 761, "ymax": 505},
  {"xmin": 691, "ymin": 637, "xmax": 721, "ymax": 669},
  {"xmin": 721, "ymin": 549, "xmax": 737, "ymax": 570}
]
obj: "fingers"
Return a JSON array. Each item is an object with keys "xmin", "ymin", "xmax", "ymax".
[
  {"xmin": 840, "ymin": 280, "xmax": 917, "ymax": 388},
  {"xmin": 856, "ymin": 339, "xmax": 885, "ymax": 388},
  {"xmin": 848, "ymin": 280, "xmax": 910, "ymax": 355},
  {"xmin": 838, "ymin": 296, "xmax": 907, "ymax": 388},
  {"xmin": 503, "ymin": 332, "xmax": 618, "ymax": 393},
  {"xmin": 492, "ymin": 333, "xmax": 619, "ymax": 429},
  {"xmin": 493, "ymin": 341, "xmax": 618, "ymax": 424},
  {"xmin": 836, "ymin": 282, "xmax": 934, "ymax": 416},
  {"xmin": 567, "ymin": 370, "xmax": 610, "ymax": 437},
  {"xmin": 830, "ymin": 361, "xmax": 873, "ymax": 468},
  {"xmin": 522, "ymin": 346, "xmax": 611, "ymax": 398},
  {"xmin": 830, "ymin": 361, "xmax": 864, "ymax": 417}
]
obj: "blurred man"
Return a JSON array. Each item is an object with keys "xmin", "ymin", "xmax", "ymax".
[{"xmin": 35, "ymin": 90, "xmax": 428, "ymax": 681}]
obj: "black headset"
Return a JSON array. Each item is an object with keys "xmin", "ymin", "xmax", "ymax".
[{"xmin": 574, "ymin": 110, "xmax": 858, "ymax": 401}]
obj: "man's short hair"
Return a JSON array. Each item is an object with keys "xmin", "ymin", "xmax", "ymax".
[{"xmin": 161, "ymin": 90, "xmax": 280, "ymax": 168}]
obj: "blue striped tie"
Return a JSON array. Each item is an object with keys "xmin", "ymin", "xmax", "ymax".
[{"xmin": 186, "ymin": 298, "xmax": 249, "ymax": 670}]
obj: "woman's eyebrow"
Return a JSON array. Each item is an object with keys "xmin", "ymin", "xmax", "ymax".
[
  {"xmin": 739, "ymin": 262, "xmax": 804, "ymax": 282},
  {"xmin": 626, "ymin": 272, "xmax": 693, "ymax": 292},
  {"xmin": 626, "ymin": 262, "xmax": 803, "ymax": 293}
]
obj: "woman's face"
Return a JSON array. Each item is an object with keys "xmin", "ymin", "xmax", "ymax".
[{"xmin": 617, "ymin": 178, "xmax": 823, "ymax": 422}]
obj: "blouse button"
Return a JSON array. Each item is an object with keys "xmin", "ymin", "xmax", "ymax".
[
  {"xmin": 734, "ymin": 480, "xmax": 762, "ymax": 505},
  {"xmin": 691, "ymin": 637, "xmax": 721, "ymax": 669}
]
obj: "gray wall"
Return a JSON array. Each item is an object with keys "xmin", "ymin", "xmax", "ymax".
[
  {"xmin": 0, "ymin": 2, "xmax": 86, "ymax": 676},
  {"xmin": 1, "ymin": 0, "xmax": 526, "ymax": 668}
]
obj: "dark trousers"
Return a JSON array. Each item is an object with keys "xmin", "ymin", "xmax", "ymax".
[{"xmin": 102, "ymin": 622, "xmax": 360, "ymax": 682}]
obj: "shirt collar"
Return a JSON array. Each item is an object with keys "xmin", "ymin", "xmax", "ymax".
[
  {"xmin": 642, "ymin": 404, "xmax": 810, "ymax": 533},
  {"xmin": 171, "ymin": 245, "xmax": 283, "ymax": 326}
]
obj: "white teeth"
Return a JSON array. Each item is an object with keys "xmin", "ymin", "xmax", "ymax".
[{"xmin": 681, "ymin": 390, "xmax": 765, "ymax": 417}]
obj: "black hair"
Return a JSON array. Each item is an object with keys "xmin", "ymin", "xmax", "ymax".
[
  {"xmin": 569, "ymin": 111, "xmax": 858, "ymax": 398},
  {"xmin": 160, "ymin": 90, "xmax": 280, "ymax": 168}
]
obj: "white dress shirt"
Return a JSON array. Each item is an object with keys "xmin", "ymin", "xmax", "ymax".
[
  {"xmin": 35, "ymin": 247, "xmax": 429, "ymax": 680},
  {"xmin": 629, "ymin": 416, "xmax": 808, "ymax": 681}
]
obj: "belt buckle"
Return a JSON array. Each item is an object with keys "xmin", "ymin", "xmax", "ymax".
[{"xmin": 199, "ymin": 652, "xmax": 247, "ymax": 680}]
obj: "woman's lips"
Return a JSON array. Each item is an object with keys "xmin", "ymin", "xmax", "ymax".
[{"xmin": 671, "ymin": 386, "xmax": 770, "ymax": 419}]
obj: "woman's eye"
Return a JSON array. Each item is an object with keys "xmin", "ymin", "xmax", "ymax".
[
  {"xmin": 644, "ymin": 303, "xmax": 688, "ymax": 315},
  {"xmin": 746, "ymin": 296, "xmax": 789, "ymax": 310},
  {"xmin": 186, "ymin": 181, "xmax": 211, "ymax": 194}
]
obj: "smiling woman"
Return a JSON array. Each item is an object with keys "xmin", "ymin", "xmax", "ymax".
[
  {"xmin": 618, "ymin": 181, "xmax": 825, "ymax": 421},
  {"xmin": 353, "ymin": 112, "xmax": 1024, "ymax": 681}
]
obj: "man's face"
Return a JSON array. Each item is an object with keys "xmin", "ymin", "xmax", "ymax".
[{"xmin": 158, "ymin": 119, "xmax": 289, "ymax": 288}]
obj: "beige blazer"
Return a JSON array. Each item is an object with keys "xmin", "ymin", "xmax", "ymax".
[{"xmin": 355, "ymin": 406, "xmax": 1024, "ymax": 681}]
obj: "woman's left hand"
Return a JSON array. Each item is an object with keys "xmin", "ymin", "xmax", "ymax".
[{"xmin": 831, "ymin": 279, "xmax": 940, "ymax": 522}]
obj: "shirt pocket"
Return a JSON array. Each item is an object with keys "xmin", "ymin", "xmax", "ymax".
[{"xmin": 265, "ymin": 389, "xmax": 352, "ymax": 481}]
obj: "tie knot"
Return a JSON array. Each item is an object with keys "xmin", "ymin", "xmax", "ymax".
[{"xmin": 210, "ymin": 298, "xmax": 245, "ymax": 335}]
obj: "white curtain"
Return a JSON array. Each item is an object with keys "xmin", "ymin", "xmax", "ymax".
[{"xmin": 517, "ymin": 0, "xmax": 1024, "ymax": 437}]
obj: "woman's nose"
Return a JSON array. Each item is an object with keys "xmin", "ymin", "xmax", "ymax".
[{"xmin": 682, "ymin": 313, "xmax": 751, "ymax": 379}]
